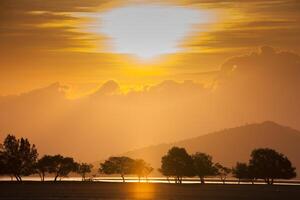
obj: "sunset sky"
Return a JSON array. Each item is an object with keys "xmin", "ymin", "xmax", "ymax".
[
  {"xmin": 1, "ymin": 0, "xmax": 300, "ymax": 161},
  {"xmin": 1, "ymin": 0, "xmax": 300, "ymax": 97}
]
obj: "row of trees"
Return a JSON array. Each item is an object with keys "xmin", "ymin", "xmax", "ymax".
[
  {"xmin": 36, "ymin": 155, "xmax": 93, "ymax": 181},
  {"xmin": 0, "ymin": 135, "xmax": 297, "ymax": 184},
  {"xmin": 0, "ymin": 135, "xmax": 153, "ymax": 182},
  {"xmin": 232, "ymin": 148, "xmax": 296, "ymax": 184},
  {"xmin": 0, "ymin": 135, "xmax": 92, "ymax": 181},
  {"xmin": 159, "ymin": 147, "xmax": 296, "ymax": 184},
  {"xmin": 160, "ymin": 147, "xmax": 231, "ymax": 184},
  {"xmin": 99, "ymin": 157, "xmax": 153, "ymax": 182}
]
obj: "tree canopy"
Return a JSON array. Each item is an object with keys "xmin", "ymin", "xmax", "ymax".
[
  {"xmin": 215, "ymin": 163, "xmax": 231, "ymax": 184},
  {"xmin": 45, "ymin": 155, "xmax": 78, "ymax": 181},
  {"xmin": 232, "ymin": 162, "xmax": 254, "ymax": 183},
  {"xmin": 36, "ymin": 155, "xmax": 54, "ymax": 181},
  {"xmin": 192, "ymin": 152, "xmax": 217, "ymax": 184},
  {"xmin": 78, "ymin": 163, "xmax": 93, "ymax": 181},
  {"xmin": 132, "ymin": 159, "xmax": 153, "ymax": 182},
  {"xmin": 100, "ymin": 156, "xmax": 135, "ymax": 182},
  {"xmin": 0, "ymin": 135, "xmax": 38, "ymax": 181},
  {"xmin": 249, "ymin": 148, "xmax": 296, "ymax": 184},
  {"xmin": 161, "ymin": 147, "xmax": 194, "ymax": 183}
]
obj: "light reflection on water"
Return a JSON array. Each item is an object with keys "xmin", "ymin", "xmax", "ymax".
[{"xmin": 1, "ymin": 176, "xmax": 300, "ymax": 185}]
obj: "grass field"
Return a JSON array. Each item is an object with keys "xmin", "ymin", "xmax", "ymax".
[{"xmin": 0, "ymin": 182, "xmax": 300, "ymax": 200}]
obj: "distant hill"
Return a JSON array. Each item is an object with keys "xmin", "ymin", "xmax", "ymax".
[{"xmin": 124, "ymin": 121, "xmax": 300, "ymax": 176}]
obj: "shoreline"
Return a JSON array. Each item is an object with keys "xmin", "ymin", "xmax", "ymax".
[
  {"xmin": 1, "ymin": 182, "xmax": 300, "ymax": 200},
  {"xmin": 1, "ymin": 177, "xmax": 300, "ymax": 186}
]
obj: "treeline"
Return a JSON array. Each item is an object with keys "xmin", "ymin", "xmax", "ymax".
[
  {"xmin": 159, "ymin": 147, "xmax": 296, "ymax": 184},
  {"xmin": 0, "ymin": 135, "xmax": 297, "ymax": 184},
  {"xmin": 0, "ymin": 135, "xmax": 153, "ymax": 182},
  {"xmin": 0, "ymin": 135, "xmax": 93, "ymax": 181}
]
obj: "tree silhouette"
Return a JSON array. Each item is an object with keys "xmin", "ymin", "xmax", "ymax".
[
  {"xmin": 161, "ymin": 147, "xmax": 194, "ymax": 184},
  {"xmin": 46, "ymin": 155, "xmax": 78, "ymax": 182},
  {"xmin": 192, "ymin": 152, "xmax": 217, "ymax": 184},
  {"xmin": 0, "ymin": 147, "xmax": 8, "ymax": 177},
  {"xmin": 132, "ymin": 159, "xmax": 153, "ymax": 182},
  {"xmin": 36, "ymin": 155, "xmax": 54, "ymax": 181},
  {"xmin": 232, "ymin": 162, "xmax": 254, "ymax": 184},
  {"xmin": 100, "ymin": 156, "xmax": 134, "ymax": 182},
  {"xmin": 249, "ymin": 148, "xmax": 296, "ymax": 184},
  {"xmin": 0, "ymin": 135, "xmax": 38, "ymax": 181},
  {"xmin": 77, "ymin": 163, "xmax": 93, "ymax": 181},
  {"xmin": 215, "ymin": 163, "xmax": 231, "ymax": 184}
]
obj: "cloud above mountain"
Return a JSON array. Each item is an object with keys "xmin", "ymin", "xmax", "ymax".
[{"xmin": 0, "ymin": 47, "xmax": 299, "ymax": 162}]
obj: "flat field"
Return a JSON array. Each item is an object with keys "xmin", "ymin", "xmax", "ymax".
[{"xmin": 0, "ymin": 182, "xmax": 300, "ymax": 200}]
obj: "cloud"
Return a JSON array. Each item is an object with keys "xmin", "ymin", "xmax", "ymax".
[
  {"xmin": 1, "ymin": 47, "xmax": 300, "ymax": 162},
  {"xmin": 92, "ymin": 80, "xmax": 120, "ymax": 96},
  {"xmin": 219, "ymin": 46, "xmax": 300, "ymax": 80},
  {"xmin": 0, "ymin": 0, "xmax": 120, "ymax": 54},
  {"xmin": 181, "ymin": 0, "xmax": 300, "ymax": 53},
  {"xmin": 1, "ymin": 0, "xmax": 300, "ymax": 96}
]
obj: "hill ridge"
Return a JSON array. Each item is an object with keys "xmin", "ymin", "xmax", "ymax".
[{"xmin": 124, "ymin": 121, "xmax": 300, "ymax": 176}]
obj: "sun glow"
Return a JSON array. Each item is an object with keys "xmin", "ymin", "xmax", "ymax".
[{"xmin": 84, "ymin": 4, "xmax": 214, "ymax": 59}]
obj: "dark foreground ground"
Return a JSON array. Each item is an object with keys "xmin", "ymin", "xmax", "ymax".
[{"xmin": 0, "ymin": 182, "xmax": 300, "ymax": 200}]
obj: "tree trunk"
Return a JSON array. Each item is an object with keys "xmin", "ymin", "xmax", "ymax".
[
  {"xmin": 14, "ymin": 175, "xmax": 22, "ymax": 182},
  {"xmin": 39, "ymin": 172, "xmax": 45, "ymax": 181},
  {"xmin": 54, "ymin": 174, "xmax": 59, "ymax": 182},
  {"xmin": 121, "ymin": 174, "xmax": 125, "ymax": 183},
  {"xmin": 200, "ymin": 177, "xmax": 205, "ymax": 184}
]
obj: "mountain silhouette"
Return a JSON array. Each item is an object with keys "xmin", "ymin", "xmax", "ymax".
[{"xmin": 124, "ymin": 121, "xmax": 300, "ymax": 176}]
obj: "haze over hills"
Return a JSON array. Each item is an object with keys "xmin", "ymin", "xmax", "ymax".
[
  {"xmin": 0, "ymin": 47, "xmax": 300, "ymax": 162},
  {"xmin": 124, "ymin": 121, "xmax": 300, "ymax": 175}
]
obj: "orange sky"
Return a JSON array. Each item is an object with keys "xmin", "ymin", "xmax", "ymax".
[
  {"xmin": 1, "ymin": 0, "xmax": 300, "ymax": 97},
  {"xmin": 1, "ymin": 1, "xmax": 300, "ymax": 161}
]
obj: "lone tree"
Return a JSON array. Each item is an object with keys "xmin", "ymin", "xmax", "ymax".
[
  {"xmin": 36, "ymin": 155, "xmax": 54, "ymax": 181},
  {"xmin": 232, "ymin": 162, "xmax": 254, "ymax": 184},
  {"xmin": 77, "ymin": 163, "xmax": 93, "ymax": 181},
  {"xmin": 249, "ymin": 148, "xmax": 296, "ymax": 184},
  {"xmin": 0, "ymin": 134, "xmax": 38, "ymax": 181},
  {"xmin": 192, "ymin": 152, "xmax": 217, "ymax": 184},
  {"xmin": 215, "ymin": 163, "xmax": 231, "ymax": 184},
  {"xmin": 161, "ymin": 147, "xmax": 194, "ymax": 184},
  {"xmin": 132, "ymin": 159, "xmax": 153, "ymax": 182},
  {"xmin": 47, "ymin": 155, "xmax": 78, "ymax": 182},
  {"xmin": 100, "ymin": 156, "xmax": 135, "ymax": 182}
]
